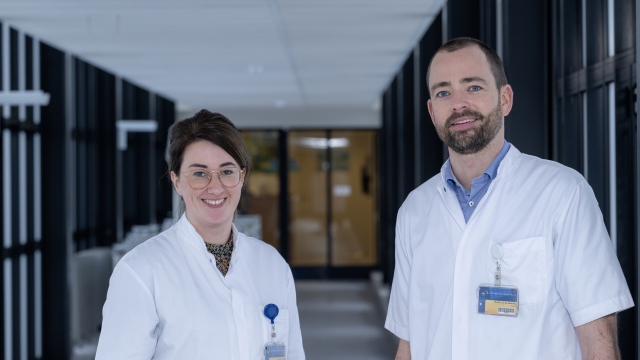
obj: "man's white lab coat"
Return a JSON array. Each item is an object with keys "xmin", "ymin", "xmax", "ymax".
[
  {"xmin": 96, "ymin": 215, "xmax": 305, "ymax": 359},
  {"xmin": 385, "ymin": 145, "xmax": 633, "ymax": 360}
]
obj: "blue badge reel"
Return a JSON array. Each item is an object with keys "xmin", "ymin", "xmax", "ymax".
[{"xmin": 263, "ymin": 304, "xmax": 286, "ymax": 360}]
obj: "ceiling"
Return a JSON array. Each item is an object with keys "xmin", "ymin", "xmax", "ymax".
[{"xmin": 0, "ymin": 0, "xmax": 445, "ymax": 127}]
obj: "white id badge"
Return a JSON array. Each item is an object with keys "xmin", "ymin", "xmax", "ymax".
[
  {"xmin": 264, "ymin": 342, "xmax": 285, "ymax": 360},
  {"xmin": 477, "ymin": 284, "xmax": 519, "ymax": 317}
]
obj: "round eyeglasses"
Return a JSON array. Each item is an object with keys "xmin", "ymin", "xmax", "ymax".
[{"xmin": 182, "ymin": 167, "xmax": 245, "ymax": 190}]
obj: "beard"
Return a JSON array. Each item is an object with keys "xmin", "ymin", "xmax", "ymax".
[{"xmin": 434, "ymin": 102, "xmax": 503, "ymax": 155}]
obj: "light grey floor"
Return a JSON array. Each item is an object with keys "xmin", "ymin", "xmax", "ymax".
[{"xmin": 296, "ymin": 280, "xmax": 397, "ymax": 360}]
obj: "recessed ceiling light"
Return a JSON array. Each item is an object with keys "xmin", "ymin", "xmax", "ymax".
[
  {"xmin": 371, "ymin": 99, "xmax": 381, "ymax": 111},
  {"xmin": 248, "ymin": 65, "xmax": 264, "ymax": 74},
  {"xmin": 295, "ymin": 137, "xmax": 349, "ymax": 149}
]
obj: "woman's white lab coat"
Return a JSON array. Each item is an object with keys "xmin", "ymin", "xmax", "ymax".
[{"xmin": 96, "ymin": 215, "xmax": 305, "ymax": 359}]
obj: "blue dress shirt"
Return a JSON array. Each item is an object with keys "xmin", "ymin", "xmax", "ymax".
[{"xmin": 444, "ymin": 140, "xmax": 511, "ymax": 222}]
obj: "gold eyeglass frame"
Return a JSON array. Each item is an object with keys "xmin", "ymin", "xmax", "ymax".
[{"xmin": 182, "ymin": 168, "xmax": 245, "ymax": 190}]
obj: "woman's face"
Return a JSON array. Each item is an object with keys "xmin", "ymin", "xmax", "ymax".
[{"xmin": 171, "ymin": 140, "xmax": 244, "ymax": 234}]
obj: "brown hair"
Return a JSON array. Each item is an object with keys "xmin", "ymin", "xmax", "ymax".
[
  {"xmin": 168, "ymin": 109, "xmax": 252, "ymax": 181},
  {"xmin": 426, "ymin": 37, "xmax": 508, "ymax": 94}
]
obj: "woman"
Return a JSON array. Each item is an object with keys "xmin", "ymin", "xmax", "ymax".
[{"xmin": 96, "ymin": 110, "xmax": 305, "ymax": 359}]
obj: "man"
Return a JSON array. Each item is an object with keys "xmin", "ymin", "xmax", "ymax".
[{"xmin": 384, "ymin": 37, "xmax": 634, "ymax": 360}]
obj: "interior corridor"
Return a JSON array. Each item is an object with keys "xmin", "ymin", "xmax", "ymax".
[{"xmin": 296, "ymin": 280, "xmax": 397, "ymax": 360}]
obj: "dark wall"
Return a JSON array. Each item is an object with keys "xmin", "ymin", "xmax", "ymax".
[
  {"xmin": 446, "ymin": 0, "xmax": 481, "ymax": 40},
  {"xmin": 379, "ymin": 1, "xmax": 637, "ymax": 357},
  {"xmin": 122, "ymin": 81, "xmax": 152, "ymax": 230},
  {"xmin": 379, "ymin": 0, "xmax": 551, "ymax": 282},
  {"xmin": 502, "ymin": 0, "xmax": 551, "ymax": 158},
  {"xmin": 96, "ymin": 70, "xmax": 117, "ymax": 247},
  {"xmin": 38, "ymin": 41, "xmax": 176, "ymax": 360},
  {"xmin": 552, "ymin": 0, "xmax": 637, "ymax": 356},
  {"xmin": 400, "ymin": 53, "xmax": 415, "ymax": 201},
  {"xmin": 380, "ymin": 81, "xmax": 398, "ymax": 282},
  {"xmin": 613, "ymin": 0, "xmax": 637, "ymax": 356},
  {"xmin": 73, "ymin": 61, "xmax": 118, "ymax": 250},
  {"xmin": 418, "ymin": 13, "xmax": 445, "ymax": 181}
]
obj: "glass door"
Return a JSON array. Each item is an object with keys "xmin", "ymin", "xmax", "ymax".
[
  {"xmin": 288, "ymin": 130, "xmax": 377, "ymax": 274},
  {"xmin": 330, "ymin": 131, "xmax": 377, "ymax": 266},
  {"xmin": 288, "ymin": 131, "xmax": 329, "ymax": 266}
]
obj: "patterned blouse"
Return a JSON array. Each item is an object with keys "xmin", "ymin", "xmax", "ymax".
[{"xmin": 204, "ymin": 230, "xmax": 234, "ymax": 276}]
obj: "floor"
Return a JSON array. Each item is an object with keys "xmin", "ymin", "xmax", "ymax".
[{"xmin": 296, "ymin": 280, "xmax": 398, "ymax": 360}]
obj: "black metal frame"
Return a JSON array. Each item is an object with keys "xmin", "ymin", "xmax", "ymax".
[
  {"xmin": 292, "ymin": 266, "xmax": 378, "ymax": 280},
  {"xmin": 636, "ymin": 0, "xmax": 640, "ymax": 352},
  {"xmin": 290, "ymin": 128, "xmax": 379, "ymax": 279},
  {"xmin": 552, "ymin": 0, "xmax": 637, "ymax": 356},
  {"xmin": 278, "ymin": 129, "xmax": 290, "ymax": 261},
  {"xmin": 242, "ymin": 128, "xmax": 380, "ymax": 279},
  {"xmin": 0, "ymin": 24, "xmax": 51, "ymax": 360}
]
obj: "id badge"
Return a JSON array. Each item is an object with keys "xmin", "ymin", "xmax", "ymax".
[
  {"xmin": 264, "ymin": 342, "xmax": 285, "ymax": 360},
  {"xmin": 477, "ymin": 284, "xmax": 518, "ymax": 317}
]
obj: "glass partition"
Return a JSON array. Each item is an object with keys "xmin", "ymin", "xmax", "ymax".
[{"xmin": 240, "ymin": 131, "xmax": 280, "ymax": 250}]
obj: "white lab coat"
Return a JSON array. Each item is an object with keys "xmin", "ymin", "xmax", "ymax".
[
  {"xmin": 96, "ymin": 214, "xmax": 305, "ymax": 360},
  {"xmin": 385, "ymin": 145, "xmax": 633, "ymax": 360}
]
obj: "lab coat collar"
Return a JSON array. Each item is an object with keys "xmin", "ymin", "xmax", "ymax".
[
  {"xmin": 436, "ymin": 144, "xmax": 523, "ymax": 231},
  {"xmin": 438, "ymin": 144, "xmax": 522, "ymax": 187},
  {"xmin": 493, "ymin": 144, "xmax": 522, "ymax": 185},
  {"xmin": 176, "ymin": 213, "xmax": 240, "ymax": 256}
]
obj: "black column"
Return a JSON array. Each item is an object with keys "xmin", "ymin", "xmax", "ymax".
[
  {"xmin": 121, "ymin": 81, "xmax": 151, "ymax": 231},
  {"xmin": 278, "ymin": 130, "xmax": 290, "ymax": 262},
  {"xmin": 418, "ymin": 13, "xmax": 444, "ymax": 183},
  {"xmin": 502, "ymin": 0, "xmax": 551, "ymax": 159},
  {"xmin": 40, "ymin": 42, "xmax": 70, "ymax": 360}
]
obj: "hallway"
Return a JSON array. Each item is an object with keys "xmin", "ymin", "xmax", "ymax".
[{"xmin": 296, "ymin": 281, "xmax": 397, "ymax": 360}]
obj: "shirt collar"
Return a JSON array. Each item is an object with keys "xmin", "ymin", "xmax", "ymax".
[
  {"xmin": 444, "ymin": 140, "xmax": 511, "ymax": 189},
  {"xmin": 484, "ymin": 140, "xmax": 511, "ymax": 180}
]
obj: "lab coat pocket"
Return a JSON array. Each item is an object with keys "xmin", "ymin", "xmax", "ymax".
[
  {"xmin": 487, "ymin": 237, "xmax": 547, "ymax": 305},
  {"xmin": 260, "ymin": 306, "xmax": 290, "ymax": 345}
]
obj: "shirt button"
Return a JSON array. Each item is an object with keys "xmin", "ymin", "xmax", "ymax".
[{"xmin": 469, "ymin": 201, "xmax": 475, "ymax": 207}]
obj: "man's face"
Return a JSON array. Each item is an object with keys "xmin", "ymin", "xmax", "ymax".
[{"xmin": 427, "ymin": 46, "xmax": 512, "ymax": 155}]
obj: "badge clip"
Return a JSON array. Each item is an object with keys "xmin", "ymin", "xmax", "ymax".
[
  {"xmin": 263, "ymin": 304, "xmax": 286, "ymax": 360},
  {"xmin": 476, "ymin": 242, "xmax": 518, "ymax": 317}
]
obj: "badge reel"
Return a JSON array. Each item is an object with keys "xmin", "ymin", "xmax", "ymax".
[
  {"xmin": 263, "ymin": 304, "xmax": 286, "ymax": 360},
  {"xmin": 477, "ymin": 243, "xmax": 519, "ymax": 317}
]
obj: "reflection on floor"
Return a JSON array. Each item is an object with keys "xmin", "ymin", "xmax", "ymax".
[{"xmin": 296, "ymin": 280, "xmax": 397, "ymax": 360}]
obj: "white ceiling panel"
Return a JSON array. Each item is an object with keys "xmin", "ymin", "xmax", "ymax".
[{"xmin": 0, "ymin": 0, "xmax": 445, "ymax": 126}]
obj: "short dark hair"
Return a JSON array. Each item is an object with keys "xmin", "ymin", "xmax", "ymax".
[
  {"xmin": 168, "ymin": 109, "xmax": 252, "ymax": 181},
  {"xmin": 426, "ymin": 37, "xmax": 508, "ymax": 93}
]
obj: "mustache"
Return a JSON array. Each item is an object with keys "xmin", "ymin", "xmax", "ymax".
[{"xmin": 446, "ymin": 109, "xmax": 484, "ymax": 127}]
